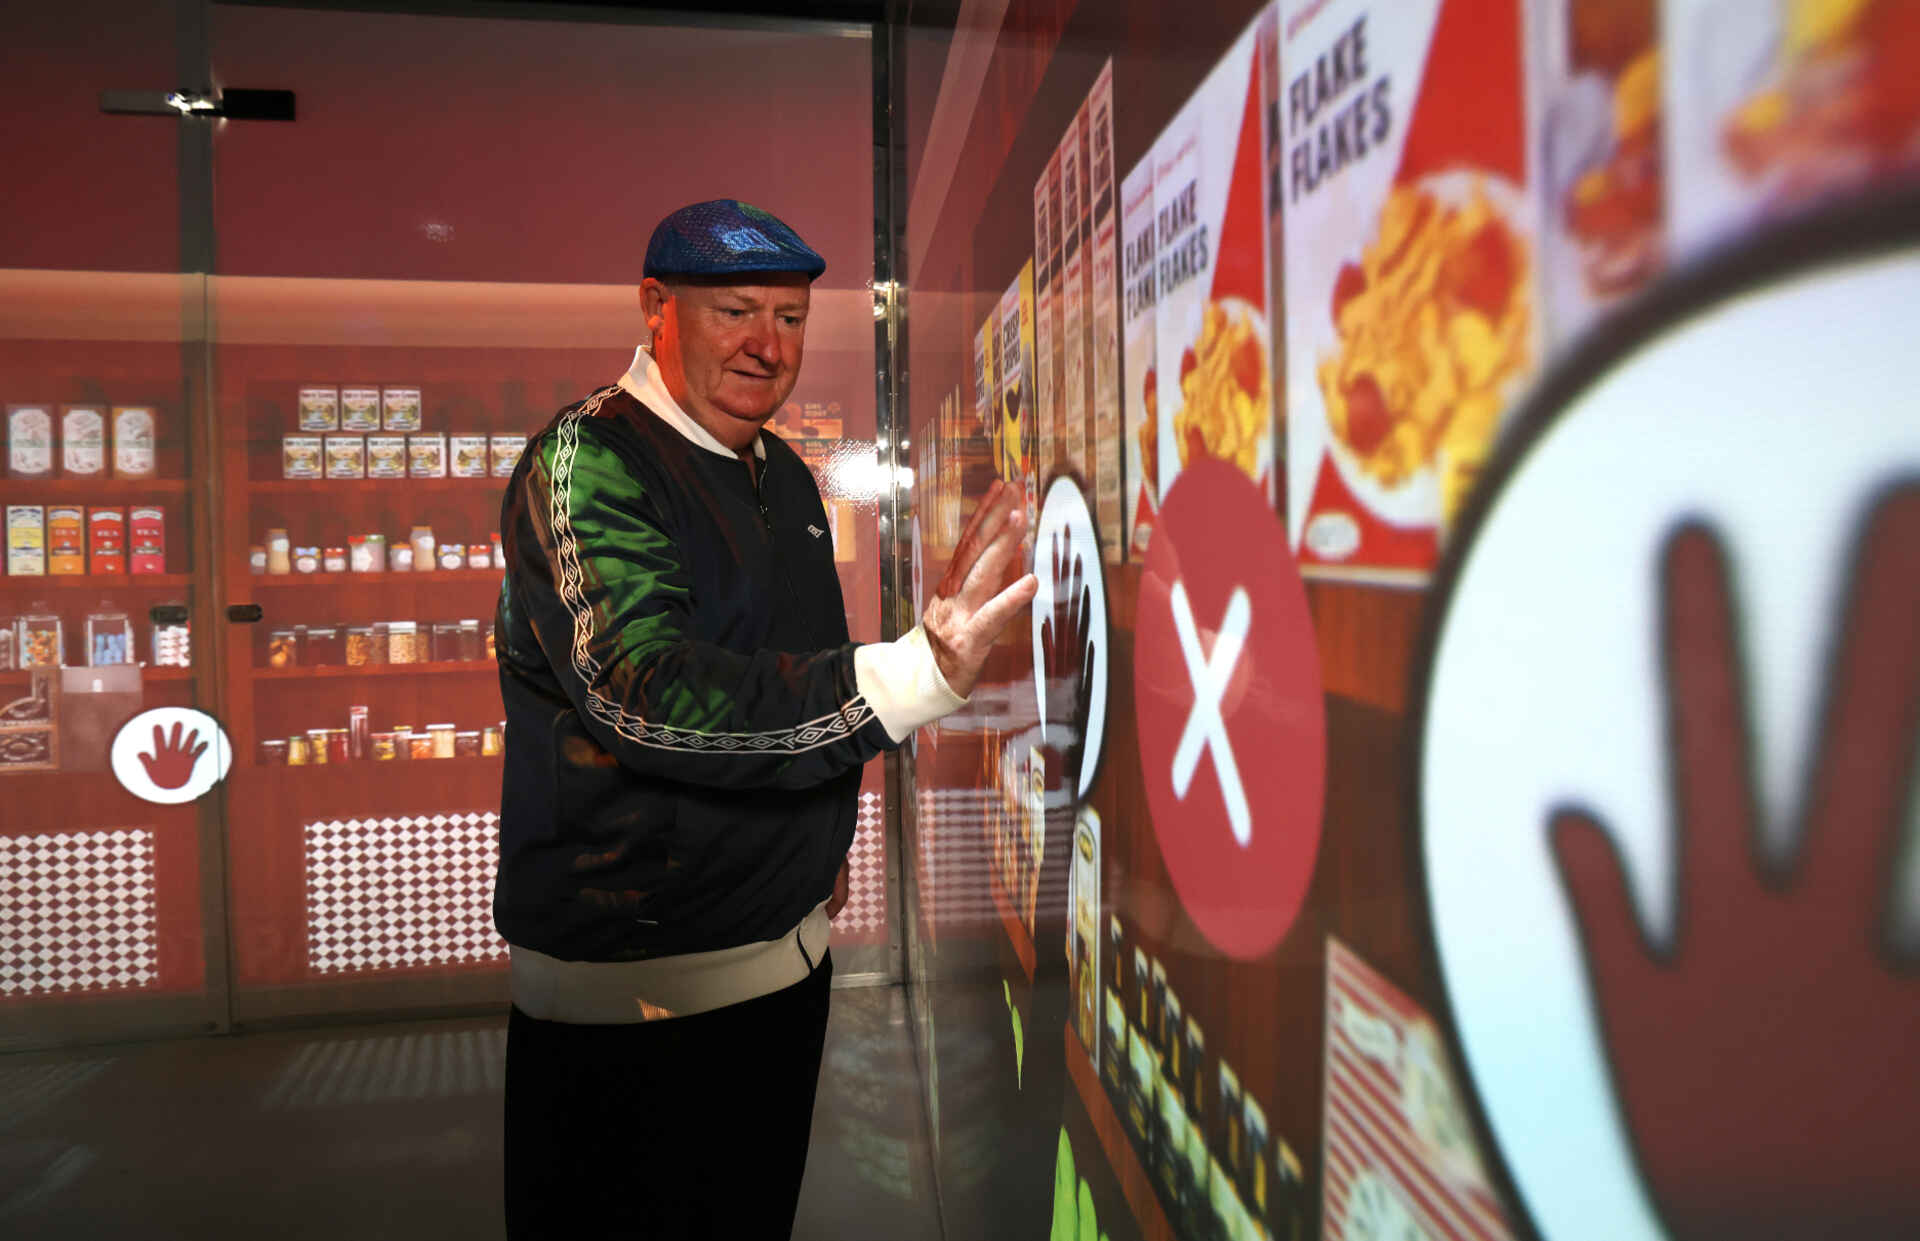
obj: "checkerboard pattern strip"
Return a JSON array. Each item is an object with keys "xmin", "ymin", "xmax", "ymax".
[
  {"xmin": 913, "ymin": 786, "xmax": 999, "ymax": 932},
  {"xmin": 835, "ymin": 791, "xmax": 888, "ymax": 940},
  {"xmin": 0, "ymin": 829, "xmax": 159, "ymax": 997},
  {"xmin": 304, "ymin": 813, "xmax": 508, "ymax": 975}
]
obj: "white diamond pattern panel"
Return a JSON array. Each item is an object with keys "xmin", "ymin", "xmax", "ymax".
[
  {"xmin": 0, "ymin": 829, "xmax": 159, "ymax": 997},
  {"xmin": 836, "ymin": 791, "xmax": 888, "ymax": 939},
  {"xmin": 305, "ymin": 813, "xmax": 507, "ymax": 975}
]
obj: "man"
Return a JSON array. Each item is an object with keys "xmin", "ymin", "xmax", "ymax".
[{"xmin": 494, "ymin": 199, "xmax": 1035, "ymax": 1238}]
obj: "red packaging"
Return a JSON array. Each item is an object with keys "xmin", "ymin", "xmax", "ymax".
[
  {"xmin": 88, "ymin": 507, "xmax": 127, "ymax": 575},
  {"xmin": 130, "ymin": 505, "xmax": 165, "ymax": 575}
]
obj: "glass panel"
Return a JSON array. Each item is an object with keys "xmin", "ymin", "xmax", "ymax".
[
  {"xmin": 207, "ymin": 3, "xmax": 883, "ymax": 1022},
  {"xmin": 1, "ymin": 3, "xmax": 224, "ymax": 1052}
]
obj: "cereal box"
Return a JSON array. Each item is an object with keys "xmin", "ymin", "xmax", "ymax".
[
  {"xmin": 1282, "ymin": 0, "xmax": 1539, "ymax": 582},
  {"xmin": 1088, "ymin": 59, "xmax": 1124, "ymax": 564},
  {"xmin": 995, "ymin": 265, "xmax": 1038, "ymax": 522},
  {"xmin": 1121, "ymin": 155, "xmax": 1160, "ymax": 559},
  {"xmin": 1663, "ymin": 0, "xmax": 1920, "ymax": 265},
  {"xmin": 1531, "ymin": 0, "xmax": 1666, "ymax": 352},
  {"xmin": 1058, "ymin": 109, "xmax": 1089, "ymax": 479},
  {"xmin": 1155, "ymin": 9, "xmax": 1280, "ymax": 504},
  {"xmin": 1034, "ymin": 150, "xmax": 1058, "ymax": 487}
]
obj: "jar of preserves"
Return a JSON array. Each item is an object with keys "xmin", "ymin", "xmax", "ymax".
[
  {"xmin": 467, "ymin": 543, "xmax": 491, "ymax": 570},
  {"xmin": 371, "ymin": 731, "xmax": 398, "ymax": 761},
  {"xmin": 325, "ymin": 729, "xmax": 350, "ymax": 764},
  {"xmin": 287, "ymin": 733, "xmax": 312, "ymax": 766},
  {"xmin": 257, "ymin": 738, "xmax": 289, "ymax": 766},
  {"xmin": 391, "ymin": 724, "xmax": 413, "ymax": 760},
  {"xmin": 306, "ymin": 727, "xmax": 331, "ymax": 765},
  {"xmin": 248, "ymin": 545, "xmax": 267, "ymax": 575},
  {"xmin": 322, "ymin": 546, "xmax": 348, "ymax": 574},
  {"xmin": 457, "ymin": 618, "xmax": 483, "ymax": 662},
  {"xmin": 349, "ymin": 534, "xmax": 385, "ymax": 573},
  {"xmin": 409, "ymin": 525, "xmax": 435, "ymax": 574},
  {"xmin": 481, "ymin": 724, "xmax": 504, "ymax": 756},
  {"xmin": 454, "ymin": 729, "xmax": 482, "ymax": 759},
  {"xmin": 293, "ymin": 545, "xmax": 321, "ymax": 574},
  {"xmin": 437, "ymin": 542, "xmax": 465, "ymax": 572},
  {"xmin": 427, "ymin": 722, "xmax": 456, "ymax": 759},
  {"xmin": 407, "ymin": 732, "xmax": 435, "ymax": 761},
  {"xmin": 266, "ymin": 628, "xmax": 297, "ymax": 668},
  {"xmin": 388, "ymin": 541, "xmax": 414, "ymax": 572},
  {"xmin": 265, "ymin": 529, "xmax": 292, "ymax": 575}
]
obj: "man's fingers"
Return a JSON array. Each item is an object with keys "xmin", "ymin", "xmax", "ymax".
[
  {"xmin": 955, "ymin": 506, "xmax": 1028, "ymax": 610},
  {"xmin": 967, "ymin": 572, "xmax": 1039, "ymax": 643},
  {"xmin": 942, "ymin": 482, "xmax": 1013, "ymax": 595}
]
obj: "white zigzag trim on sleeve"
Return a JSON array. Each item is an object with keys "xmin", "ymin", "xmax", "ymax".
[{"xmin": 547, "ymin": 392, "xmax": 875, "ymax": 754}]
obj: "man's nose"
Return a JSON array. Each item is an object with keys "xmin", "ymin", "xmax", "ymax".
[{"xmin": 741, "ymin": 312, "xmax": 785, "ymax": 368}]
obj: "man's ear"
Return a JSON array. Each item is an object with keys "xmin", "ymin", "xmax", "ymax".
[{"xmin": 640, "ymin": 277, "xmax": 672, "ymax": 336}]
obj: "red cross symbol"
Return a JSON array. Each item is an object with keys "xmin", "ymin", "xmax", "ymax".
[{"xmin": 1135, "ymin": 459, "xmax": 1326, "ymax": 960}]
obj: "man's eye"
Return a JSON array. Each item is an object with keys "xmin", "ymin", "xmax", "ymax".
[{"xmin": 781, "ymin": 316, "xmax": 805, "ymax": 328}]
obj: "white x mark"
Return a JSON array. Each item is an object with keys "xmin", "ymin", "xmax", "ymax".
[{"xmin": 1169, "ymin": 581, "xmax": 1252, "ymax": 847}]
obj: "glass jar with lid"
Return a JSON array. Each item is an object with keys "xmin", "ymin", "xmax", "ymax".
[
  {"xmin": 17, "ymin": 611, "xmax": 64, "ymax": 669},
  {"xmin": 345, "ymin": 624, "xmax": 377, "ymax": 667},
  {"xmin": 84, "ymin": 607, "xmax": 134, "ymax": 666},
  {"xmin": 387, "ymin": 620, "xmax": 420, "ymax": 664},
  {"xmin": 302, "ymin": 625, "xmax": 344, "ymax": 667},
  {"xmin": 427, "ymin": 722, "xmax": 457, "ymax": 759},
  {"xmin": 430, "ymin": 621, "xmax": 464, "ymax": 663},
  {"xmin": 266, "ymin": 628, "xmax": 299, "ymax": 669},
  {"xmin": 457, "ymin": 618, "xmax": 483, "ymax": 662},
  {"xmin": 454, "ymin": 729, "xmax": 482, "ymax": 758}
]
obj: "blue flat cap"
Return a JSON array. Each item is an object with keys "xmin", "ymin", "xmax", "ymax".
[{"xmin": 643, "ymin": 199, "xmax": 827, "ymax": 281}]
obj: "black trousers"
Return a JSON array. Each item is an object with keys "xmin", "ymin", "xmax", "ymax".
[{"xmin": 504, "ymin": 952, "xmax": 833, "ymax": 1240}]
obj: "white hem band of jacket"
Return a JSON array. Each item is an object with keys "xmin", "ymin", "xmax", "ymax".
[{"xmin": 507, "ymin": 350, "xmax": 965, "ymax": 1024}]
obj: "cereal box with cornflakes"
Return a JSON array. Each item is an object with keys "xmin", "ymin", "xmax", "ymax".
[
  {"xmin": 1059, "ymin": 110, "xmax": 1090, "ymax": 481},
  {"xmin": 1088, "ymin": 58, "xmax": 1124, "ymax": 564},
  {"xmin": 1663, "ymin": 0, "xmax": 1920, "ymax": 266},
  {"xmin": 996, "ymin": 264, "xmax": 1039, "ymax": 527},
  {"xmin": 1532, "ymin": 0, "xmax": 1667, "ymax": 352},
  {"xmin": 1283, "ymin": 0, "xmax": 1539, "ymax": 581},
  {"xmin": 1035, "ymin": 151, "xmax": 1058, "ymax": 489},
  {"xmin": 1121, "ymin": 156, "xmax": 1159, "ymax": 559},
  {"xmin": 1154, "ymin": 8, "xmax": 1280, "ymax": 505}
]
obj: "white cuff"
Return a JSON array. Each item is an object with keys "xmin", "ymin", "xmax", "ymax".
[{"xmin": 854, "ymin": 625, "xmax": 967, "ymax": 743}]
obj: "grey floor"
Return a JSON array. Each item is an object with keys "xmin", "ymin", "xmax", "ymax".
[{"xmin": 0, "ymin": 984, "xmax": 943, "ymax": 1240}]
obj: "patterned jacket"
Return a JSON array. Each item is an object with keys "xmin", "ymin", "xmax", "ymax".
[{"xmin": 494, "ymin": 351, "xmax": 957, "ymax": 971}]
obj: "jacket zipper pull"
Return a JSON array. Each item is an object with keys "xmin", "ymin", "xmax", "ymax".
[{"xmin": 758, "ymin": 500, "xmax": 774, "ymax": 532}]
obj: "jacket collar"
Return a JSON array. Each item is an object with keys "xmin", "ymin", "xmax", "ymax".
[{"xmin": 619, "ymin": 346, "xmax": 767, "ymax": 462}]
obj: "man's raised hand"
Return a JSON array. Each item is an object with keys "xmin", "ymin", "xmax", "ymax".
[{"xmin": 924, "ymin": 480, "xmax": 1039, "ymax": 698}]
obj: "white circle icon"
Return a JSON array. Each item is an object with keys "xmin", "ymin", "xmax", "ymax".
[
  {"xmin": 111, "ymin": 708, "xmax": 233, "ymax": 805},
  {"xmin": 1031, "ymin": 476, "xmax": 1109, "ymax": 798}
]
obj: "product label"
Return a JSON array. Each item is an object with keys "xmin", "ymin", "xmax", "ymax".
[
  {"xmin": 112, "ymin": 406, "xmax": 156, "ymax": 478},
  {"xmin": 88, "ymin": 507, "xmax": 126, "ymax": 575},
  {"xmin": 1154, "ymin": 11, "xmax": 1279, "ymax": 503},
  {"xmin": 367, "ymin": 435, "xmax": 407, "ymax": 479},
  {"xmin": 283, "ymin": 435, "xmax": 324, "ymax": 480},
  {"xmin": 325, "ymin": 434, "xmax": 366, "ymax": 479},
  {"xmin": 1059, "ymin": 111, "xmax": 1088, "ymax": 477},
  {"xmin": 1034, "ymin": 151, "xmax": 1058, "ymax": 485},
  {"xmin": 61, "ymin": 406, "xmax": 106, "ymax": 477},
  {"xmin": 450, "ymin": 434, "xmax": 489, "ymax": 478},
  {"xmin": 1088, "ymin": 59, "xmax": 1124, "ymax": 563},
  {"xmin": 382, "ymin": 387, "xmax": 423, "ymax": 432},
  {"xmin": 8, "ymin": 505, "xmax": 47, "ymax": 576},
  {"xmin": 7, "ymin": 405, "xmax": 53, "ymax": 478},
  {"xmin": 489, "ymin": 434, "xmax": 525, "ymax": 478},
  {"xmin": 408, "ymin": 432, "xmax": 447, "ymax": 478},
  {"xmin": 341, "ymin": 388, "xmax": 382, "ymax": 432},
  {"xmin": 47, "ymin": 506, "xmax": 84, "ymax": 574},
  {"xmin": 1121, "ymin": 156, "xmax": 1159, "ymax": 559},
  {"xmin": 129, "ymin": 505, "xmax": 165, "ymax": 575},
  {"xmin": 298, "ymin": 386, "xmax": 340, "ymax": 432},
  {"xmin": 1533, "ymin": 0, "xmax": 1666, "ymax": 352},
  {"xmin": 1282, "ymin": 0, "xmax": 1537, "ymax": 581}
]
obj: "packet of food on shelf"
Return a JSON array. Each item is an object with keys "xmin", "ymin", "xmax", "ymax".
[{"xmin": 1281, "ymin": 0, "xmax": 1540, "ymax": 583}]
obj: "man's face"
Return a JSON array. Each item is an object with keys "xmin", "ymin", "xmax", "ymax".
[{"xmin": 643, "ymin": 274, "xmax": 810, "ymax": 453}]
